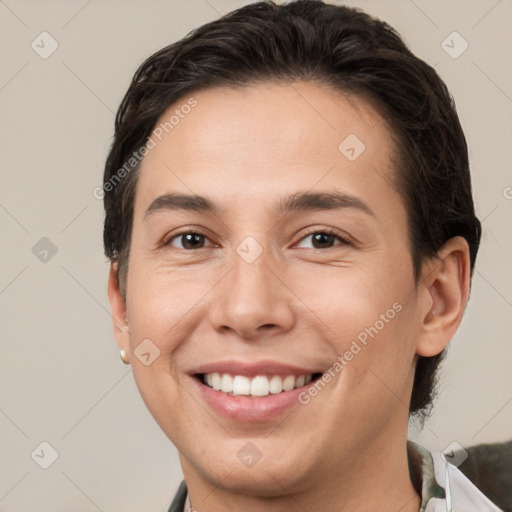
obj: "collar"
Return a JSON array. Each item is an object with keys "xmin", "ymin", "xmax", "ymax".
[{"xmin": 407, "ymin": 440, "xmax": 446, "ymax": 511}]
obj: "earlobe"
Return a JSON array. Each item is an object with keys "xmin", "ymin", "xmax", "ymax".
[
  {"xmin": 107, "ymin": 262, "xmax": 130, "ymax": 358},
  {"xmin": 416, "ymin": 237, "xmax": 471, "ymax": 357}
]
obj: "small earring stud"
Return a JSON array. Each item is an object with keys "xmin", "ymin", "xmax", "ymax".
[{"xmin": 120, "ymin": 349, "xmax": 130, "ymax": 365}]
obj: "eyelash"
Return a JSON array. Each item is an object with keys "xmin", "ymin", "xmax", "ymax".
[
  {"xmin": 162, "ymin": 227, "xmax": 352, "ymax": 251},
  {"xmin": 298, "ymin": 227, "xmax": 352, "ymax": 248}
]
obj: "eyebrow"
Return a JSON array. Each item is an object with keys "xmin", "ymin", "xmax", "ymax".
[{"xmin": 143, "ymin": 191, "xmax": 376, "ymax": 220}]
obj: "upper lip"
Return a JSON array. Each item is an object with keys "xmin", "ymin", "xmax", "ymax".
[{"xmin": 190, "ymin": 360, "xmax": 324, "ymax": 378}]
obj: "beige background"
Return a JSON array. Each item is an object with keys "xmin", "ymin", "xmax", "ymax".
[{"xmin": 1, "ymin": 0, "xmax": 511, "ymax": 510}]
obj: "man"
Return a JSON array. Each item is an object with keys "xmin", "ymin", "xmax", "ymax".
[{"xmin": 103, "ymin": 1, "xmax": 508, "ymax": 510}]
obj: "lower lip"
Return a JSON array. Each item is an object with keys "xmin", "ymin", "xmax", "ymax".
[{"xmin": 191, "ymin": 376, "xmax": 315, "ymax": 423}]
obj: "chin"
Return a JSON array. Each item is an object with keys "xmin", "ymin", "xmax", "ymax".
[{"xmin": 191, "ymin": 447, "xmax": 312, "ymax": 497}]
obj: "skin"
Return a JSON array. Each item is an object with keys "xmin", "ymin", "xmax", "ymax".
[{"xmin": 108, "ymin": 81, "xmax": 470, "ymax": 512}]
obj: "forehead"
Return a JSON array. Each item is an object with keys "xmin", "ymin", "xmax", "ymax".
[{"xmin": 134, "ymin": 81, "xmax": 402, "ymax": 221}]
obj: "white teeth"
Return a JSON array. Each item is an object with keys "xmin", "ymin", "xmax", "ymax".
[
  {"xmin": 282, "ymin": 375, "xmax": 295, "ymax": 391},
  {"xmin": 250, "ymin": 376, "xmax": 270, "ymax": 397},
  {"xmin": 221, "ymin": 374, "xmax": 233, "ymax": 393},
  {"xmin": 232, "ymin": 375, "xmax": 251, "ymax": 395},
  {"xmin": 211, "ymin": 372, "xmax": 221, "ymax": 391},
  {"xmin": 202, "ymin": 372, "xmax": 315, "ymax": 396},
  {"xmin": 269, "ymin": 375, "xmax": 283, "ymax": 394}
]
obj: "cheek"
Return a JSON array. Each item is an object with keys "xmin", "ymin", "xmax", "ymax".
[
  {"xmin": 291, "ymin": 263, "xmax": 417, "ymax": 387},
  {"xmin": 126, "ymin": 262, "xmax": 214, "ymax": 346},
  {"xmin": 292, "ymin": 263, "xmax": 405, "ymax": 339}
]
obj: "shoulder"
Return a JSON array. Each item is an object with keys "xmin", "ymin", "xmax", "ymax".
[
  {"xmin": 457, "ymin": 440, "xmax": 512, "ymax": 511},
  {"xmin": 407, "ymin": 440, "xmax": 509, "ymax": 511}
]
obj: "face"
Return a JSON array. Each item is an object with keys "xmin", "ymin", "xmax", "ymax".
[{"xmin": 110, "ymin": 82, "xmax": 433, "ymax": 495}]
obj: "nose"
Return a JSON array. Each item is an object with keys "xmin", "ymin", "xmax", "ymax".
[{"xmin": 208, "ymin": 240, "xmax": 295, "ymax": 341}]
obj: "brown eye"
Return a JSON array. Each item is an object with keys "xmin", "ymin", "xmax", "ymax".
[
  {"xmin": 165, "ymin": 232, "xmax": 214, "ymax": 250},
  {"xmin": 296, "ymin": 229, "xmax": 351, "ymax": 250}
]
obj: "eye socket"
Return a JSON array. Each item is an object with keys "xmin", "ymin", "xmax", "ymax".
[
  {"xmin": 163, "ymin": 231, "xmax": 215, "ymax": 250},
  {"xmin": 163, "ymin": 228, "xmax": 351, "ymax": 251},
  {"xmin": 295, "ymin": 228, "xmax": 351, "ymax": 250}
]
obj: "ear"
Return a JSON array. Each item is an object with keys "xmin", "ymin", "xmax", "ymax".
[
  {"xmin": 107, "ymin": 262, "xmax": 130, "ymax": 361},
  {"xmin": 416, "ymin": 236, "xmax": 471, "ymax": 357}
]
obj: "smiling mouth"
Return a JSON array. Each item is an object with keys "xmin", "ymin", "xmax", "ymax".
[{"xmin": 196, "ymin": 372, "xmax": 323, "ymax": 398}]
